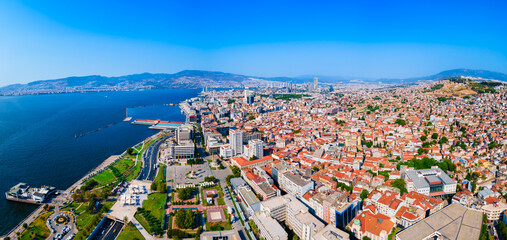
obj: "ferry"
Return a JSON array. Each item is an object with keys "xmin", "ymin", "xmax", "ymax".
[{"xmin": 5, "ymin": 183, "xmax": 56, "ymax": 204}]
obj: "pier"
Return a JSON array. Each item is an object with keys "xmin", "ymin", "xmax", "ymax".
[{"xmin": 123, "ymin": 107, "xmax": 132, "ymax": 121}]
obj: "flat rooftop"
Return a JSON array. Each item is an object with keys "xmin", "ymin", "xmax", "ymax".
[{"xmin": 396, "ymin": 203, "xmax": 482, "ymax": 240}]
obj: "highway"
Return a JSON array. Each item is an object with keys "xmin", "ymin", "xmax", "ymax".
[
  {"xmin": 137, "ymin": 136, "xmax": 166, "ymax": 181},
  {"xmin": 88, "ymin": 218, "xmax": 123, "ymax": 240}
]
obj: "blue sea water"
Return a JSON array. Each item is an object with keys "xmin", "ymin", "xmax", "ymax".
[{"xmin": 0, "ymin": 89, "xmax": 200, "ymax": 235}]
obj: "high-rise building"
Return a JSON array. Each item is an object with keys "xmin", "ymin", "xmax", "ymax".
[
  {"xmin": 176, "ymin": 125, "xmax": 193, "ymax": 144},
  {"xmin": 230, "ymin": 130, "xmax": 244, "ymax": 156},
  {"xmin": 248, "ymin": 139, "xmax": 264, "ymax": 159},
  {"xmin": 313, "ymin": 77, "xmax": 318, "ymax": 90},
  {"xmin": 244, "ymin": 87, "xmax": 254, "ymax": 104}
]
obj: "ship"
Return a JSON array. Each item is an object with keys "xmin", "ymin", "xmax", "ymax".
[{"xmin": 5, "ymin": 183, "xmax": 57, "ymax": 204}]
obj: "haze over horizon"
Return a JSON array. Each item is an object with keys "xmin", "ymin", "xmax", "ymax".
[{"xmin": 1, "ymin": 0, "xmax": 506, "ymax": 85}]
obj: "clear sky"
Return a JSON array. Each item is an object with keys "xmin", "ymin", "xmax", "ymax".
[{"xmin": 0, "ymin": 0, "xmax": 506, "ymax": 85}]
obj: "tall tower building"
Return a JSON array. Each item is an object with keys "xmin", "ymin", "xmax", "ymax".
[
  {"xmin": 313, "ymin": 77, "xmax": 319, "ymax": 90},
  {"xmin": 244, "ymin": 87, "xmax": 254, "ymax": 104},
  {"xmin": 248, "ymin": 139, "xmax": 264, "ymax": 159},
  {"xmin": 230, "ymin": 130, "xmax": 244, "ymax": 156}
]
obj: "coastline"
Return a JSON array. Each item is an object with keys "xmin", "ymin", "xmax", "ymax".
[{"xmin": 0, "ymin": 131, "xmax": 162, "ymax": 239}]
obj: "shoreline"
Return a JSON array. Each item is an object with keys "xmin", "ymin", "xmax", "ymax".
[{"xmin": 0, "ymin": 131, "xmax": 162, "ymax": 239}]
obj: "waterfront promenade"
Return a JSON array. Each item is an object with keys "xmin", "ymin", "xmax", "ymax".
[{"xmin": 0, "ymin": 134, "xmax": 160, "ymax": 239}]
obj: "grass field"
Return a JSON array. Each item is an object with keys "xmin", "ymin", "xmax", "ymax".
[
  {"xmin": 90, "ymin": 169, "xmax": 117, "ymax": 186},
  {"xmin": 204, "ymin": 209, "xmax": 232, "ymax": 231},
  {"xmin": 201, "ymin": 184, "xmax": 225, "ymax": 206},
  {"xmin": 20, "ymin": 211, "xmax": 53, "ymax": 240},
  {"xmin": 142, "ymin": 193, "xmax": 167, "ymax": 223},
  {"xmin": 117, "ymin": 222, "xmax": 145, "ymax": 240},
  {"xmin": 154, "ymin": 164, "xmax": 166, "ymax": 183}
]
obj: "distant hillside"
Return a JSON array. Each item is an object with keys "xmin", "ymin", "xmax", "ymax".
[
  {"xmin": 382, "ymin": 69, "xmax": 507, "ymax": 83},
  {"xmin": 0, "ymin": 70, "xmax": 262, "ymax": 96},
  {"xmin": 1, "ymin": 68, "xmax": 506, "ymax": 96}
]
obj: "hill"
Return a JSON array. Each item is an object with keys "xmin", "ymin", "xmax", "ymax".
[{"xmin": 1, "ymin": 69, "xmax": 506, "ymax": 96}]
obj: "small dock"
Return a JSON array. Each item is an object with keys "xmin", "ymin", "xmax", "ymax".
[{"xmin": 123, "ymin": 108, "xmax": 132, "ymax": 122}]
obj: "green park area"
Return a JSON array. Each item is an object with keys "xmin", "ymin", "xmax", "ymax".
[
  {"xmin": 201, "ymin": 183, "xmax": 225, "ymax": 206},
  {"xmin": 19, "ymin": 211, "xmax": 53, "ymax": 240},
  {"xmin": 134, "ymin": 192, "xmax": 167, "ymax": 236},
  {"xmin": 204, "ymin": 208, "xmax": 232, "ymax": 231},
  {"xmin": 117, "ymin": 222, "xmax": 145, "ymax": 240}
]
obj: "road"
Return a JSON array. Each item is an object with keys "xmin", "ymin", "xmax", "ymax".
[
  {"xmin": 138, "ymin": 136, "xmax": 166, "ymax": 181},
  {"xmin": 210, "ymin": 160, "xmax": 249, "ymax": 239},
  {"xmin": 88, "ymin": 218, "xmax": 124, "ymax": 240}
]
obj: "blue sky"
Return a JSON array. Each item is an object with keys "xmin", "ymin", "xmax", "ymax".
[{"xmin": 0, "ymin": 0, "xmax": 506, "ymax": 85}]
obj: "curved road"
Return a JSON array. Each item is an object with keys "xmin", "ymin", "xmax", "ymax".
[{"xmin": 137, "ymin": 136, "xmax": 166, "ymax": 181}]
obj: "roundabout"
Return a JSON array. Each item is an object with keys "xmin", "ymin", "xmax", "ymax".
[
  {"xmin": 47, "ymin": 209, "xmax": 76, "ymax": 240},
  {"xmin": 55, "ymin": 215, "xmax": 68, "ymax": 224}
]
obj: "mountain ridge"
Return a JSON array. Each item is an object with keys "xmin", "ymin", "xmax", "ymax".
[{"xmin": 1, "ymin": 69, "xmax": 506, "ymax": 96}]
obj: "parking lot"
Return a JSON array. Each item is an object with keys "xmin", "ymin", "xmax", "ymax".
[
  {"xmin": 166, "ymin": 162, "xmax": 213, "ymax": 185},
  {"xmin": 47, "ymin": 210, "xmax": 76, "ymax": 240}
]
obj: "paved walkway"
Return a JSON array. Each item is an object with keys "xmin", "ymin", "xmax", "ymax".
[
  {"xmin": 1, "ymin": 205, "xmax": 44, "ymax": 239},
  {"xmin": 66, "ymin": 155, "xmax": 121, "ymax": 192},
  {"xmin": 166, "ymin": 204, "xmax": 227, "ymax": 214},
  {"xmin": 132, "ymin": 217, "xmax": 155, "ymax": 240}
]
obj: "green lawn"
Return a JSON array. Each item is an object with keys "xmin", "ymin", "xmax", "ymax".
[
  {"xmin": 204, "ymin": 209, "xmax": 232, "ymax": 231},
  {"xmin": 155, "ymin": 165, "xmax": 166, "ymax": 183},
  {"xmin": 117, "ymin": 222, "xmax": 145, "ymax": 240},
  {"xmin": 134, "ymin": 212, "xmax": 151, "ymax": 234},
  {"xmin": 76, "ymin": 211, "xmax": 94, "ymax": 229},
  {"xmin": 20, "ymin": 211, "xmax": 53, "ymax": 240},
  {"xmin": 142, "ymin": 193, "xmax": 167, "ymax": 223},
  {"xmin": 90, "ymin": 169, "xmax": 117, "ymax": 186},
  {"xmin": 201, "ymin": 184, "xmax": 225, "ymax": 206}
]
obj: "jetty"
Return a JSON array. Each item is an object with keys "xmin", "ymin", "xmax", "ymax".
[{"xmin": 123, "ymin": 108, "xmax": 132, "ymax": 122}]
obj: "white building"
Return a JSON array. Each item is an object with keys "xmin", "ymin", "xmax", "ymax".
[
  {"xmin": 229, "ymin": 130, "xmax": 243, "ymax": 156},
  {"xmin": 403, "ymin": 166, "xmax": 456, "ymax": 196},
  {"xmin": 279, "ymin": 172, "xmax": 314, "ymax": 198},
  {"xmin": 259, "ymin": 194, "xmax": 326, "ymax": 240},
  {"xmin": 247, "ymin": 139, "xmax": 264, "ymax": 159},
  {"xmin": 219, "ymin": 144, "xmax": 234, "ymax": 159}
]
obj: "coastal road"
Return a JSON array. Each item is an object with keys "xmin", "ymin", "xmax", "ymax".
[{"xmin": 138, "ymin": 136, "xmax": 166, "ymax": 181}]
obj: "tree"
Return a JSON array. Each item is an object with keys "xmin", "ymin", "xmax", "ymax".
[
  {"xmin": 127, "ymin": 147, "xmax": 134, "ymax": 155},
  {"xmin": 431, "ymin": 133, "xmax": 439, "ymax": 140},
  {"xmin": 175, "ymin": 209, "xmax": 196, "ymax": 229},
  {"xmin": 256, "ymin": 193, "xmax": 262, "ymax": 201},
  {"xmin": 248, "ymin": 115, "xmax": 255, "ymax": 120},
  {"xmin": 420, "ymin": 135, "xmax": 427, "ymax": 141},
  {"xmin": 22, "ymin": 223, "xmax": 28, "ymax": 229},
  {"xmin": 363, "ymin": 237, "xmax": 371, "ymax": 240},
  {"xmin": 395, "ymin": 119, "xmax": 407, "ymax": 126},
  {"xmin": 178, "ymin": 187, "xmax": 195, "ymax": 200},
  {"xmin": 438, "ymin": 136, "xmax": 448, "ymax": 144},
  {"xmin": 157, "ymin": 182, "xmax": 167, "ymax": 193},
  {"xmin": 360, "ymin": 189, "xmax": 369, "ymax": 201},
  {"xmin": 391, "ymin": 178, "xmax": 407, "ymax": 195}
]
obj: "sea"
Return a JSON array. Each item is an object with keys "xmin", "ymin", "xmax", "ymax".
[{"xmin": 0, "ymin": 88, "xmax": 200, "ymax": 235}]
